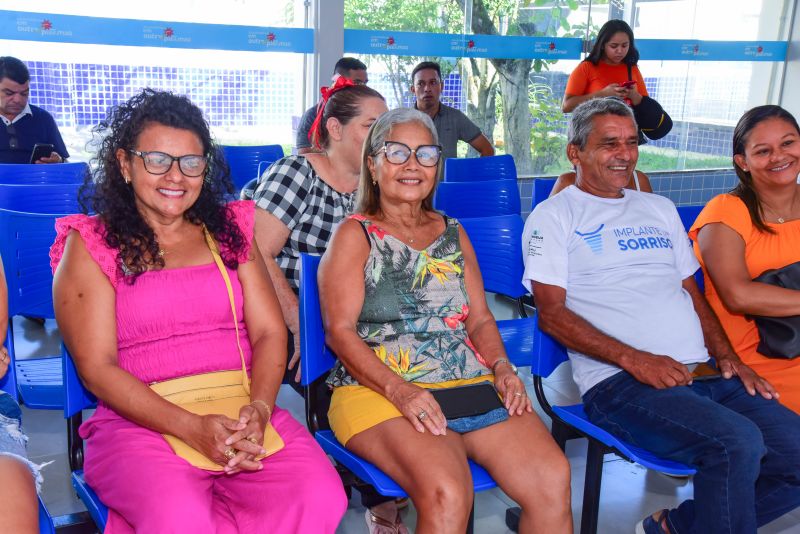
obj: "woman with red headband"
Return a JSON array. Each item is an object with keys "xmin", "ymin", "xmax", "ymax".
[{"xmin": 252, "ymin": 80, "xmax": 402, "ymax": 533}]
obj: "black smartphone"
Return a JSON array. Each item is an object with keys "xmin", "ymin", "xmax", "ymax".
[
  {"xmin": 430, "ymin": 382, "xmax": 504, "ymax": 420},
  {"xmin": 30, "ymin": 143, "xmax": 55, "ymax": 163}
]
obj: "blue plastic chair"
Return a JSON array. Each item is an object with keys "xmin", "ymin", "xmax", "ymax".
[
  {"xmin": 221, "ymin": 145, "xmax": 284, "ymax": 192},
  {"xmin": 298, "ymin": 254, "xmax": 497, "ymax": 530},
  {"xmin": 531, "ymin": 313, "xmax": 696, "ymax": 534},
  {"xmin": 0, "ymin": 162, "xmax": 88, "ymax": 184},
  {"xmin": 63, "ymin": 346, "xmax": 108, "ymax": 531},
  {"xmin": 443, "ymin": 154, "xmax": 516, "ymax": 182},
  {"xmin": 0, "ymin": 342, "xmax": 56, "ymax": 534},
  {"xmin": 676, "ymin": 204, "xmax": 706, "ymax": 292},
  {"xmin": 531, "ymin": 177, "xmax": 556, "ymax": 211},
  {"xmin": 0, "ymin": 183, "xmax": 84, "ymax": 214},
  {"xmin": 0, "ymin": 209, "xmax": 69, "ymax": 408},
  {"xmin": 434, "ymin": 179, "xmax": 521, "ymax": 219},
  {"xmin": 458, "ymin": 215, "xmax": 534, "ymax": 368}
]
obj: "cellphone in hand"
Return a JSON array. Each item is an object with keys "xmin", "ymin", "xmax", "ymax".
[
  {"xmin": 689, "ymin": 361, "xmax": 721, "ymax": 382},
  {"xmin": 620, "ymin": 80, "xmax": 637, "ymax": 89},
  {"xmin": 30, "ymin": 143, "xmax": 55, "ymax": 163}
]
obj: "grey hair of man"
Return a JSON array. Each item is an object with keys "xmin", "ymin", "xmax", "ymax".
[
  {"xmin": 357, "ymin": 107, "xmax": 441, "ymax": 215},
  {"xmin": 568, "ymin": 97, "xmax": 637, "ymax": 150}
]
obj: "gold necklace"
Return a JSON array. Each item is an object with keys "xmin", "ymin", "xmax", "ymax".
[{"xmin": 762, "ymin": 192, "xmax": 799, "ymax": 224}]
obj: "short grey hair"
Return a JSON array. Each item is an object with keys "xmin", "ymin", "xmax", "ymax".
[
  {"xmin": 568, "ymin": 97, "xmax": 636, "ymax": 149},
  {"xmin": 357, "ymin": 107, "xmax": 441, "ymax": 215}
]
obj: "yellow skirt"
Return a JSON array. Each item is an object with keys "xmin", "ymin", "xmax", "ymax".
[{"xmin": 328, "ymin": 375, "xmax": 494, "ymax": 446}]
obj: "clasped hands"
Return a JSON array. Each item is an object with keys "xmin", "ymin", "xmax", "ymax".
[{"xmin": 189, "ymin": 403, "xmax": 270, "ymax": 474}]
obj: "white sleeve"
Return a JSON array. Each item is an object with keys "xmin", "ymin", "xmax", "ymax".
[
  {"xmin": 522, "ymin": 204, "xmax": 569, "ymax": 292},
  {"xmin": 666, "ymin": 203, "xmax": 701, "ymax": 279}
]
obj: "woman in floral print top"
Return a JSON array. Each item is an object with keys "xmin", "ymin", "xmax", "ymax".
[{"xmin": 318, "ymin": 108, "xmax": 573, "ymax": 534}]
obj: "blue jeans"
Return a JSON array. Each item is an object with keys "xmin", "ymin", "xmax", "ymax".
[{"xmin": 583, "ymin": 372, "xmax": 800, "ymax": 534}]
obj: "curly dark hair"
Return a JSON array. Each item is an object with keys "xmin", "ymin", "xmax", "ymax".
[{"xmin": 80, "ymin": 88, "xmax": 246, "ymax": 282}]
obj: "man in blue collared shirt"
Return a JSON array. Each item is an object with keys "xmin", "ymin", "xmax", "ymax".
[{"xmin": 0, "ymin": 56, "xmax": 68, "ymax": 164}]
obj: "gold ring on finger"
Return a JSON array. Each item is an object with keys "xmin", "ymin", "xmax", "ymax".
[
  {"xmin": 514, "ymin": 392, "xmax": 523, "ymax": 397},
  {"xmin": 247, "ymin": 437, "xmax": 259, "ymax": 445},
  {"xmin": 223, "ymin": 448, "xmax": 236, "ymax": 460},
  {"xmin": 417, "ymin": 410, "xmax": 428, "ymax": 421}
]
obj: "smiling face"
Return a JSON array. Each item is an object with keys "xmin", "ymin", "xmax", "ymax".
[
  {"xmin": 735, "ymin": 117, "xmax": 800, "ymax": 190},
  {"xmin": 602, "ymin": 31, "xmax": 630, "ymax": 65},
  {"xmin": 117, "ymin": 123, "xmax": 205, "ymax": 225},
  {"xmin": 569, "ymin": 114, "xmax": 639, "ymax": 198},
  {"xmin": 368, "ymin": 121, "xmax": 439, "ymax": 207}
]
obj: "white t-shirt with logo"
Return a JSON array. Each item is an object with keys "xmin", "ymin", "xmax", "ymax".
[{"xmin": 522, "ymin": 186, "xmax": 709, "ymax": 395}]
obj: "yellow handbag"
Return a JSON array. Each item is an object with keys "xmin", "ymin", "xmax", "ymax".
[{"xmin": 149, "ymin": 226, "xmax": 284, "ymax": 471}]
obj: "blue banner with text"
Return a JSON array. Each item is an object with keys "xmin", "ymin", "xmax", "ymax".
[{"xmin": 0, "ymin": 10, "xmax": 314, "ymax": 53}]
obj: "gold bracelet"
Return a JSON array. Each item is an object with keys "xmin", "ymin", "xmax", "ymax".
[{"xmin": 250, "ymin": 399, "xmax": 272, "ymax": 419}]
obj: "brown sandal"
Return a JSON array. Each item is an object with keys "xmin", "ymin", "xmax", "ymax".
[{"xmin": 365, "ymin": 508, "xmax": 410, "ymax": 534}]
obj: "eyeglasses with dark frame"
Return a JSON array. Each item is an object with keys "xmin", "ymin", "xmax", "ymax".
[
  {"xmin": 5, "ymin": 123, "xmax": 18, "ymax": 149},
  {"xmin": 128, "ymin": 150, "xmax": 208, "ymax": 177},
  {"xmin": 378, "ymin": 141, "xmax": 442, "ymax": 168}
]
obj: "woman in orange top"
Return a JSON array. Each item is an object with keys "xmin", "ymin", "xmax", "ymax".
[
  {"xmin": 689, "ymin": 105, "xmax": 800, "ymax": 414},
  {"xmin": 562, "ymin": 20, "xmax": 648, "ymax": 113}
]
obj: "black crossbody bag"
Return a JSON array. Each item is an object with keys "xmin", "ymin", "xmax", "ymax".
[{"xmin": 750, "ymin": 260, "xmax": 800, "ymax": 359}]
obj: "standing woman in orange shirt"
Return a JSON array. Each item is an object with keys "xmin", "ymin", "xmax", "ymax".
[{"xmin": 562, "ymin": 20, "xmax": 647, "ymax": 113}]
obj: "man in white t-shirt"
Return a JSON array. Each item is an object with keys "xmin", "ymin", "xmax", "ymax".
[{"xmin": 523, "ymin": 97, "xmax": 800, "ymax": 534}]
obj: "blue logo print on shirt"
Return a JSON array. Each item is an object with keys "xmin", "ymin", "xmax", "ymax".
[{"xmin": 575, "ymin": 224, "xmax": 604, "ymax": 255}]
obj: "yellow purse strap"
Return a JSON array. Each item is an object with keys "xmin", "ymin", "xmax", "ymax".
[{"xmin": 203, "ymin": 225, "xmax": 250, "ymax": 394}]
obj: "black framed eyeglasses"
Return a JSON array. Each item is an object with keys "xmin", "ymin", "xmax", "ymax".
[
  {"xmin": 5, "ymin": 123, "xmax": 18, "ymax": 149},
  {"xmin": 129, "ymin": 150, "xmax": 208, "ymax": 177},
  {"xmin": 378, "ymin": 141, "xmax": 442, "ymax": 167}
]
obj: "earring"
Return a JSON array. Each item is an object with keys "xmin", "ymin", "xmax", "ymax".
[
  {"xmin": 372, "ymin": 180, "xmax": 377, "ymax": 186},
  {"xmin": 123, "ymin": 175, "xmax": 130, "ymax": 184}
]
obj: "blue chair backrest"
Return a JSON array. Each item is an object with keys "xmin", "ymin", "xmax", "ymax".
[
  {"xmin": 0, "ymin": 162, "xmax": 88, "ymax": 184},
  {"xmin": 443, "ymin": 154, "xmax": 516, "ymax": 182},
  {"xmin": 531, "ymin": 313, "xmax": 570, "ymax": 378},
  {"xmin": 0, "ymin": 209, "xmax": 64, "ymax": 318},
  {"xmin": 0, "ymin": 183, "xmax": 84, "ymax": 214},
  {"xmin": 299, "ymin": 254, "xmax": 337, "ymax": 386},
  {"xmin": 434, "ymin": 179, "xmax": 521, "ymax": 219},
  {"xmin": 676, "ymin": 204, "xmax": 704, "ymax": 233},
  {"xmin": 459, "ymin": 215, "xmax": 526, "ymax": 299},
  {"xmin": 222, "ymin": 145, "xmax": 284, "ymax": 191},
  {"xmin": 63, "ymin": 345, "xmax": 97, "ymax": 419},
  {"xmin": 531, "ymin": 178, "xmax": 556, "ymax": 211}
]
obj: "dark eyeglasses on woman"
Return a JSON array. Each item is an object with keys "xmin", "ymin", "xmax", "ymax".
[
  {"xmin": 378, "ymin": 141, "xmax": 442, "ymax": 168},
  {"xmin": 129, "ymin": 150, "xmax": 208, "ymax": 177}
]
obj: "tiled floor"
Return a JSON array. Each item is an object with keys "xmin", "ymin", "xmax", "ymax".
[{"xmin": 15, "ymin": 302, "xmax": 800, "ymax": 533}]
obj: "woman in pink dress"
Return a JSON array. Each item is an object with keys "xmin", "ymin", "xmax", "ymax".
[{"xmin": 51, "ymin": 89, "xmax": 346, "ymax": 533}]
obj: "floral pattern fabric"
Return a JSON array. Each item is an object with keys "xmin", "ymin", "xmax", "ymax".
[{"xmin": 327, "ymin": 214, "xmax": 491, "ymax": 387}]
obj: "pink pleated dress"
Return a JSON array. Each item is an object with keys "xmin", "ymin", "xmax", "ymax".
[{"xmin": 50, "ymin": 200, "xmax": 346, "ymax": 534}]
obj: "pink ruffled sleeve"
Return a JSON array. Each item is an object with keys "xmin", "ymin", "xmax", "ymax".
[
  {"xmin": 50, "ymin": 214, "xmax": 122, "ymax": 287},
  {"xmin": 225, "ymin": 200, "xmax": 255, "ymax": 263}
]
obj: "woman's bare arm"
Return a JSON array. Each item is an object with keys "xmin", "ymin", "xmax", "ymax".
[{"xmin": 697, "ymin": 222, "xmax": 800, "ymax": 316}]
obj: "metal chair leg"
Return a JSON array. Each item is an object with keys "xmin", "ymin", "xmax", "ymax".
[{"xmin": 580, "ymin": 440, "xmax": 606, "ymax": 534}]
